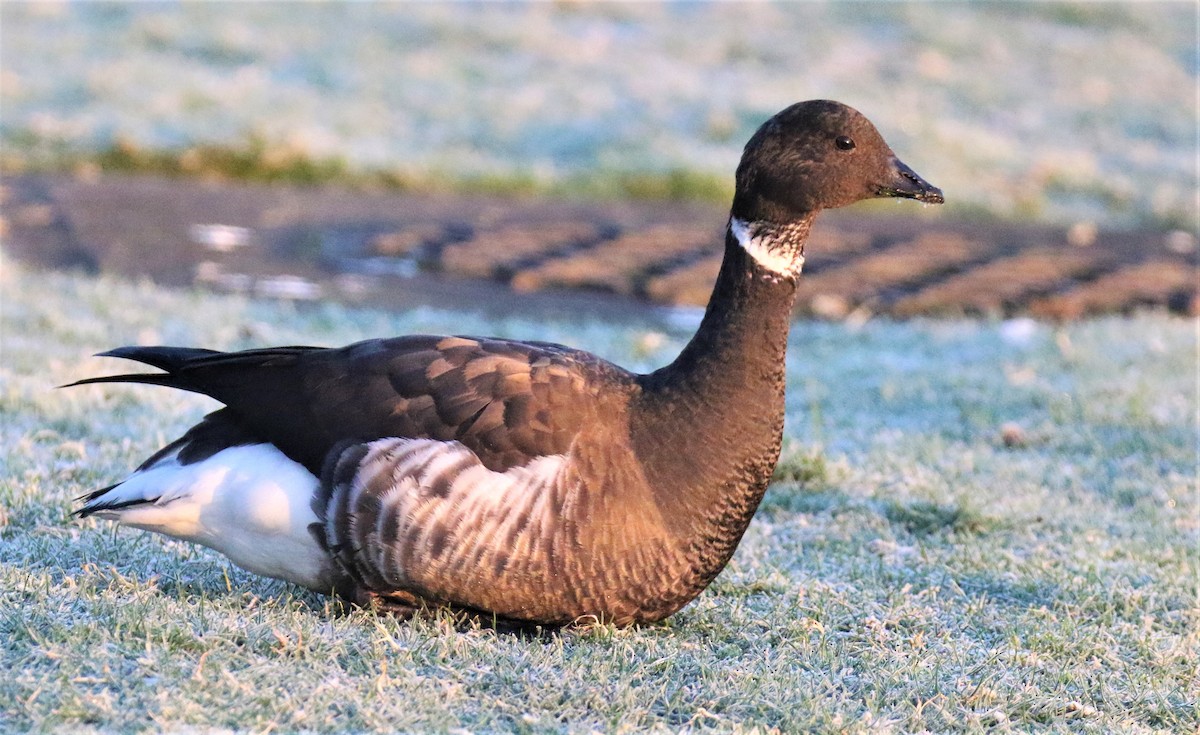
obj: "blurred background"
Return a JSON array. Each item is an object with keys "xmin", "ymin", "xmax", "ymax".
[{"xmin": 1, "ymin": 2, "xmax": 1196, "ymax": 319}]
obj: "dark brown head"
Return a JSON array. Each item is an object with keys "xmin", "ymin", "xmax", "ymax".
[{"xmin": 731, "ymin": 100, "xmax": 943, "ymax": 224}]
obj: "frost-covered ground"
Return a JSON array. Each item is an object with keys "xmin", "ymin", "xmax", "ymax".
[
  {"xmin": 2, "ymin": 261, "xmax": 1196, "ymax": 733},
  {"xmin": 0, "ymin": 2, "xmax": 1194, "ymax": 228}
]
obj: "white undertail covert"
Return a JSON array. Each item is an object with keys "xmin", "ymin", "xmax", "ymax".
[{"xmin": 82, "ymin": 444, "xmax": 332, "ymax": 590}]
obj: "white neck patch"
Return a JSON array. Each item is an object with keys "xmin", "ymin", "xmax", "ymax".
[{"xmin": 730, "ymin": 218, "xmax": 805, "ymax": 277}]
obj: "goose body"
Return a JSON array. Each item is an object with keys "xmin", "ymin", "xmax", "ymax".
[{"xmin": 72, "ymin": 100, "xmax": 943, "ymax": 625}]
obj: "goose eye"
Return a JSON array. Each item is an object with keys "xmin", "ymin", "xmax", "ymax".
[{"xmin": 835, "ymin": 136, "xmax": 856, "ymax": 151}]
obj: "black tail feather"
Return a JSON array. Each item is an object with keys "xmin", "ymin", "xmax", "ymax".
[
  {"xmin": 96, "ymin": 346, "xmax": 222, "ymax": 372},
  {"xmin": 63, "ymin": 342, "xmax": 329, "ymax": 474},
  {"xmin": 73, "ymin": 481, "xmax": 155, "ymax": 518},
  {"xmin": 60, "ymin": 373, "xmax": 186, "ymax": 390},
  {"xmin": 59, "ymin": 346, "xmax": 225, "ymax": 392},
  {"xmin": 76, "ymin": 481, "xmax": 120, "ymax": 504},
  {"xmin": 76, "ymin": 492, "xmax": 152, "ymax": 519},
  {"xmin": 76, "ymin": 497, "xmax": 151, "ymax": 518}
]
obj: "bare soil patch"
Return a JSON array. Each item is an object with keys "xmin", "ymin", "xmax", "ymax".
[{"xmin": 4, "ymin": 174, "xmax": 1194, "ymax": 320}]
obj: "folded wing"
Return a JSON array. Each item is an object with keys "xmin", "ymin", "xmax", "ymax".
[{"xmin": 72, "ymin": 335, "xmax": 629, "ymax": 475}]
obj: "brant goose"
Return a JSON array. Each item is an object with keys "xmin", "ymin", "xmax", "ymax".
[{"xmin": 71, "ymin": 100, "xmax": 943, "ymax": 626}]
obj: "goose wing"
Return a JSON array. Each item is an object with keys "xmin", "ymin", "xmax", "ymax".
[{"xmin": 74, "ymin": 335, "xmax": 629, "ymax": 475}]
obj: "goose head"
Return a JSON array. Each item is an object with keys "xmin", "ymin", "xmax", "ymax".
[{"xmin": 731, "ymin": 99, "xmax": 944, "ymax": 225}]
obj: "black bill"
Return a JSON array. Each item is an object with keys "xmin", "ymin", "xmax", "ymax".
[{"xmin": 877, "ymin": 158, "xmax": 944, "ymax": 204}]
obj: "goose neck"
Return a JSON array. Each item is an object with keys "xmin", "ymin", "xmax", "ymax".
[
  {"xmin": 665, "ymin": 214, "xmax": 813, "ymax": 386},
  {"xmin": 633, "ymin": 213, "xmax": 814, "ymax": 512}
]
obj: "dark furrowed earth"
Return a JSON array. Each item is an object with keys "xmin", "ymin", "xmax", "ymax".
[{"xmin": 4, "ymin": 174, "xmax": 1195, "ymax": 323}]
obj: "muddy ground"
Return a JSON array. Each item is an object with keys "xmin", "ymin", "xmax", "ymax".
[{"xmin": 3, "ymin": 174, "xmax": 1195, "ymax": 323}]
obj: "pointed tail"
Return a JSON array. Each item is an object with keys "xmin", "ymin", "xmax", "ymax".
[{"xmin": 60, "ymin": 346, "xmax": 222, "ymax": 391}]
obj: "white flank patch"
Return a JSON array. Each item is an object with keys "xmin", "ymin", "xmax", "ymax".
[
  {"xmin": 86, "ymin": 444, "xmax": 332, "ymax": 590},
  {"xmin": 730, "ymin": 218, "xmax": 804, "ymax": 276}
]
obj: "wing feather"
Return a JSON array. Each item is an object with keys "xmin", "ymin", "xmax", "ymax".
[{"xmin": 78, "ymin": 335, "xmax": 636, "ymax": 474}]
